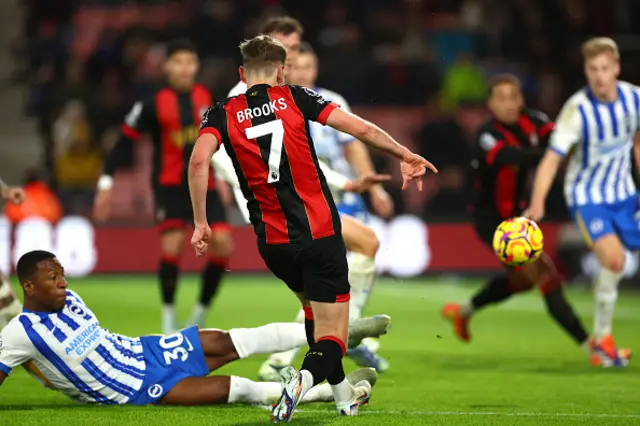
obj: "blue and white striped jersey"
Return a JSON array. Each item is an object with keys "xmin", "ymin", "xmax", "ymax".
[
  {"xmin": 550, "ymin": 81, "xmax": 640, "ymax": 207},
  {"xmin": 308, "ymin": 87, "xmax": 357, "ymax": 203},
  {"xmin": 0, "ymin": 290, "xmax": 145, "ymax": 404}
]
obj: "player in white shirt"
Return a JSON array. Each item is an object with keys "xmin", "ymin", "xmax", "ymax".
[
  {"xmin": 0, "ymin": 251, "xmax": 389, "ymax": 405},
  {"xmin": 526, "ymin": 37, "xmax": 636, "ymax": 367},
  {"xmin": 0, "ymin": 176, "xmax": 26, "ymax": 328}
]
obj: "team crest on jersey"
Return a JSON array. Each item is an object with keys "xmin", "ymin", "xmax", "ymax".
[
  {"xmin": 303, "ymin": 87, "xmax": 326, "ymax": 104},
  {"xmin": 200, "ymin": 109, "xmax": 209, "ymax": 129},
  {"xmin": 589, "ymin": 219, "xmax": 604, "ymax": 234},
  {"xmin": 68, "ymin": 303, "xmax": 86, "ymax": 318},
  {"xmin": 148, "ymin": 384, "xmax": 163, "ymax": 398}
]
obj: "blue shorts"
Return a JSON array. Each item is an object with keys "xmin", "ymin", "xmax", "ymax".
[
  {"xmin": 570, "ymin": 197, "xmax": 640, "ymax": 250},
  {"xmin": 129, "ymin": 326, "xmax": 209, "ymax": 406},
  {"xmin": 337, "ymin": 193, "xmax": 369, "ymax": 224}
]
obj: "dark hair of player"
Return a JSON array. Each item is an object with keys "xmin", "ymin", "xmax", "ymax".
[
  {"xmin": 166, "ymin": 38, "xmax": 198, "ymax": 59},
  {"xmin": 299, "ymin": 41, "xmax": 315, "ymax": 55},
  {"xmin": 487, "ymin": 73, "xmax": 521, "ymax": 97},
  {"xmin": 17, "ymin": 250, "xmax": 56, "ymax": 283},
  {"xmin": 239, "ymin": 35, "xmax": 287, "ymax": 74},
  {"xmin": 259, "ymin": 16, "xmax": 304, "ymax": 37}
]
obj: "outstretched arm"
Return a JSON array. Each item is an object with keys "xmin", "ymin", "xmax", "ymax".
[
  {"xmin": 525, "ymin": 102, "xmax": 580, "ymax": 221},
  {"xmin": 325, "ymin": 108, "xmax": 411, "ymax": 160},
  {"xmin": 325, "ymin": 108, "xmax": 437, "ymax": 190},
  {"xmin": 525, "ymin": 150, "xmax": 564, "ymax": 221}
]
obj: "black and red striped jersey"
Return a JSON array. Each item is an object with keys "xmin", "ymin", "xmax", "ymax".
[
  {"xmin": 199, "ymin": 84, "xmax": 342, "ymax": 244},
  {"xmin": 471, "ymin": 109, "xmax": 555, "ymax": 222},
  {"xmin": 106, "ymin": 83, "xmax": 216, "ymax": 190}
]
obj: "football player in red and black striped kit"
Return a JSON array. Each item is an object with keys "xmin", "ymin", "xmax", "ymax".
[
  {"xmin": 441, "ymin": 74, "xmax": 619, "ymax": 362},
  {"xmin": 94, "ymin": 39, "xmax": 231, "ymax": 334},
  {"xmin": 189, "ymin": 35, "xmax": 436, "ymax": 421}
]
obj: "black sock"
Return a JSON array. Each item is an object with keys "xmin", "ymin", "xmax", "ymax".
[
  {"xmin": 159, "ymin": 258, "xmax": 179, "ymax": 305},
  {"xmin": 303, "ymin": 307, "xmax": 315, "ymax": 347},
  {"xmin": 199, "ymin": 261, "xmax": 226, "ymax": 306},
  {"xmin": 471, "ymin": 273, "xmax": 515, "ymax": 310},
  {"xmin": 301, "ymin": 338, "xmax": 344, "ymax": 386},
  {"xmin": 326, "ymin": 361, "xmax": 346, "ymax": 385},
  {"xmin": 543, "ymin": 288, "xmax": 589, "ymax": 344}
]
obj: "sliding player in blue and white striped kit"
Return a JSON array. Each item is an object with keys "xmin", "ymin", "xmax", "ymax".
[
  {"xmin": 0, "ymin": 251, "xmax": 382, "ymax": 405},
  {"xmin": 526, "ymin": 37, "xmax": 635, "ymax": 367}
]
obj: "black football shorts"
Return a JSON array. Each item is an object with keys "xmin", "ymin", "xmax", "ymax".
[
  {"xmin": 258, "ymin": 234, "xmax": 351, "ymax": 303},
  {"xmin": 155, "ymin": 186, "xmax": 227, "ymax": 233}
]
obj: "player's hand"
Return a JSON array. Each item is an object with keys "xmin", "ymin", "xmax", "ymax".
[
  {"xmin": 400, "ymin": 152, "xmax": 438, "ymax": 191},
  {"xmin": 344, "ymin": 173, "xmax": 392, "ymax": 194},
  {"xmin": 369, "ymin": 184, "xmax": 394, "ymax": 218},
  {"xmin": 1, "ymin": 186, "xmax": 26, "ymax": 205},
  {"xmin": 523, "ymin": 203, "xmax": 545, "ymax": 222},
  {"xmin": 191, "ymin": 223, "xmax": 212, "ymax": 257},
  {"xmin": 93, "ymin": 189, "xmax": 111, "ymax": 222}
]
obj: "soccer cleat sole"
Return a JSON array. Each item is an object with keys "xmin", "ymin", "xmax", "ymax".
[
  {"xmin": 347, "ymin": 315, "xmax": 391, "ymax": 349},
  {"xmin": 258, "ymin": 363, "xmax": 286, "ymax": 382},
  {"xmin": 346, "ymin": 367, "xmax": 378, "ymax": 388}
]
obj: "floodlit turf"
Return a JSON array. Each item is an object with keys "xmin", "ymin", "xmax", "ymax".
[{"xmin": 1, "ymin": 274, "xmax": 640, "ymax": 425}]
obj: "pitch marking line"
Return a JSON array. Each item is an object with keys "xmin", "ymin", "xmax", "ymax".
[{"xmin": 259, "ymin": 406, "xmax": 640, "ymax": 418}]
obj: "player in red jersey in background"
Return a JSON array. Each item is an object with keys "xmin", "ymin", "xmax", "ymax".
[
  {"xmin": 189, "ymin": 35, "xmax": 436, "ymax": 422},
  {"xmin": 0, "ymin": 176, "xmax": 26, "ymax": 328},
  {"xmin": 94, "ymin": 39, "xmax": 231, "ymax": 334},
  {"xmin": 441, "ymin": 74, "xmax": 630, "ymax": 366}
]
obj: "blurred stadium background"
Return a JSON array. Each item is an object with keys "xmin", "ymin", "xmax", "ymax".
[
  {"xmin": 3, "ymin": 0, "xmax": 640, "ymax": 282},
  {"xmin": 2, "ymin": 1, "xmax": 640, "ymax": 424}
]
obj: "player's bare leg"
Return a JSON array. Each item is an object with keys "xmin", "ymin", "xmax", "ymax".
[
  {"xmin": 589, "ymin": 234, "xmax": 629, "ymax": 367},
  {"xmin": 159, "ymin": 227, "xmax": 186, "ymax": 334},
  {"xmin": 259, "ymin": 215, "xmax": 386, "ymax": 380},
  {"xmin": 186, "ymin": 224, "xmax": 233, "ymax": 328},
  {"xmin": 0, "ymin": 270, "xmax": 21, "ymax": 328}
]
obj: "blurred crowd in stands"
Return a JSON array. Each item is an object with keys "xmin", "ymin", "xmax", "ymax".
[{"xmin": 13, "ymin": 0, "xmax": 637, "ymax": 221}]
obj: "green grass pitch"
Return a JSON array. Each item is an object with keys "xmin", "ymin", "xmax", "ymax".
[{"xmin": 1, "ymin": 274, "xmax": 640, "ymax": 425}]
